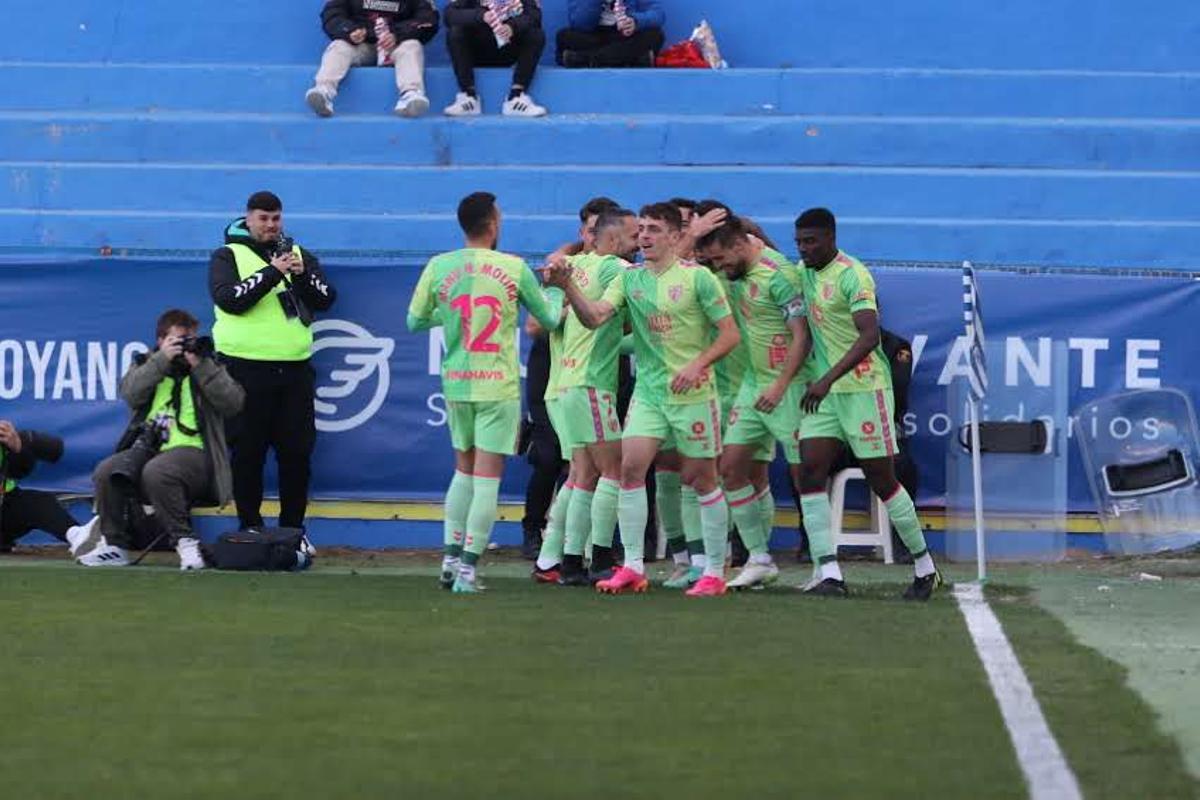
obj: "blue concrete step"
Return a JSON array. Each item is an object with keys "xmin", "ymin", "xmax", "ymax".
[
  {"xmin": 3, "ymin": 63, "xmax": 1196, "ymax": 119},
  {"xmin": 2, "ymin": 208, "xmax": 1195, "ymax": 270},
  {"xmin": 2, "ymin": 111, "xmax": 1194, "ymax": 170},
  {"xmin": 3, "ymin": 162, "xmax": 1198, "ymax": 222}
]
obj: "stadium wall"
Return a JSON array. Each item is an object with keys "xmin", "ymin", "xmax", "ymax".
[{"xmin": 3, "ymin": 0, "xmax": 1198, "ymax": 70}]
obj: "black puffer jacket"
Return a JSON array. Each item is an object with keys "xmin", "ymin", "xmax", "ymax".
[
  {"xmin": 444, "ymin": 0, "xmax": 543, "ymax": 35},
  {"xmin": 321, "ymin": 0, "xmax": 440, "ymax": 44}
]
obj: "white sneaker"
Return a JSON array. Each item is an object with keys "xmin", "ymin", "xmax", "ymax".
[
  {"xmin": 394, "ymin": 90, "xmax": 429, "ymax": 118},
  {"xmin": 299, "ymin": 533, "xmax": 317, "ymax": 559},
  {"xmin": 502, "ymin": 92, "xmax": 547, "ymax": 117},
  {"xmin": 726, "ymin": 560, "xmax": 780, "ymax": 590},
  {"xmin": 176, "ymin": 537, "xmax": 206, "ymax": 571},
  {"xmin": 65, "ymin": 516, "xmax": 100, "ymax": 556},
  {"xmin": 305, "ymin": 86, "xmax": 334, "ymax": 117},
  {"xmin": 77, "ymin": 536, "xmax": 129, "ymax": 567},
  {"xmin": 443, "ymin": 92, "xmax": 481, "ymax": 116}
]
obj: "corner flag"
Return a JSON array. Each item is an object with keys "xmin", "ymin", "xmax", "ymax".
[{"xmin": 963, "ymin": 261, "xmax": 988, "ymax": 401}]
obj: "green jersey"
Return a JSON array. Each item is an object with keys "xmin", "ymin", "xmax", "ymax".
[
  {"xmin": 557, "ymin": 252, "xmax": 628, "ymax": 393},
  {"xmin": 409, "ymin": 247, "xmax": 564, "ymax": 402},
  {"xmin": 711, "ymin": 270, "xmax": 748, "ymax": 402},
  {"xmin": 725, "ymin": 252, "xmax": 805, "ymax": 391},
  {"xmin": 601, "ymin": 259, "xmax": 731, "ymax": 405},
  {"xmin": 799, "ymin": 250, "xmax": 891, "ymax": 394}
]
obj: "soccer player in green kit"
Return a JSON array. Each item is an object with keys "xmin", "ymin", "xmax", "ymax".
[
  {"xmin": 792, "ymin": 208, "xmax": 942, "ymax": 600},
  {"xmin": 407, "ymin": 192, "xmax": 565, "ymax": 593},
  {"xmin": 544, "ymin": 208, "xmax": 640, "ymax": 585},
  {"xmin": 695, "ymin": 215, "xmax": 810, "ymax": 589},
  {"xmin": 545, "ymin": 202, "xmax": 741, "ymax": 596},
  {"xmin": 532, "ymin": 197, "xmax": 622, "ymax": 583}
]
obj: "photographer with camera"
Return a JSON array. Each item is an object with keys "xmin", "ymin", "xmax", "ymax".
[
  {"xmin": 209, "ymin": 191, "xmax": 337, "ymax": 538},
  {"xmin": 89, "ymin": 310, "xmax": 245, "ymax": 569},
  {"xmin": 0, "ymin": 421, "xmax": 99, "ymax": 554}
]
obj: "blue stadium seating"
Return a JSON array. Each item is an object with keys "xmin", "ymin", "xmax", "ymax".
[{"xmin": 1, "ymin": 0, "xmax": 1197, "ymax": 269}]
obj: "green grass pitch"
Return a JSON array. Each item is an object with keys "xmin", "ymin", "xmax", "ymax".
[{"xmin": 0, "ymin": 557, "xmax": 1195, "ymax": 799}]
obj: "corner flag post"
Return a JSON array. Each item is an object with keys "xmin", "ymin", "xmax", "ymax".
[{"xmin": 963, "ymin": 261, "xmax": 989, "ymax": 582}]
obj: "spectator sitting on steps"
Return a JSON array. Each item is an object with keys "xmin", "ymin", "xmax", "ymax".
[
  {"xmin": 557, "ymin": 0, "xmax": 665, "ymax": 68},
  {"xmin": 443, "ymin": 0, "xmax": 549, "ymax": 117},
  {"xmin": 306, "ymin": 0, "xmax": 440, "ymax": 118}
]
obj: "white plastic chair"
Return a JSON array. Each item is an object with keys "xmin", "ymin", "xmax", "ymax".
[{"xmin": 828, "ymin": 468, "xmax": 894, "ymax": 563}]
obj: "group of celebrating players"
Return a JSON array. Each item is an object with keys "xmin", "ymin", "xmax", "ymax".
[{"xmin": 406, "ymin": 191, "xmax": 943, "ymax": 600}]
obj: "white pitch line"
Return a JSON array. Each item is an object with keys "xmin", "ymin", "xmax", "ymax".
[{"xmin": 953, "ymin": 582, "xmax": 1084, "ymax": 800}]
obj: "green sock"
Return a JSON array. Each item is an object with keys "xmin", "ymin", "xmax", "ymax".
[
  {"xmin": 591, "ymin": 477, "xmax": 620, "ymax": 551},
  {"xmin": 655, "ymin": 470, "xmax": 685, "ymax": 554},
  {"xmin": 800, "ymin": 491, "xmax": 835, "ymax": 563},
  {"xmin": 727, "ymin": 484, "xmax": 766, "ymax": 556},
  {"xmin": 564, "ymin": 486, "xmax": 593, "ymax": 557},
  {"xmin": 443, "ymin": 470, "xmax": 473, "ymax": 557},
  {"xmin": 883, "ymin": 485, "xmax": 929, "ymax": 557},
  {"xmin": 681, "ymin": 486, "xmax": 705, "ymax": 567},
  {"xmin": 617, "ymin": 484, "xmax": 648, "ymax": 572},
  {"xmin": 536, "ymin": 484, "xmax": 572, "ymax": 569},
  {"xmin": 697, "ymin": 488, "xmax": 730, "ymax": 578},
  {"xmin": 464, "ymin": 475, "xmax": 500, "ymax": 558},
  {"xmin": 758, "ymin": 488, "xmax": 775, "ymax": 552}
]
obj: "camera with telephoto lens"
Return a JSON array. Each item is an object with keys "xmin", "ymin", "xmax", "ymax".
[{"xmin": 109, "ymin": 415, "xmax": 172, "ymax": 493}]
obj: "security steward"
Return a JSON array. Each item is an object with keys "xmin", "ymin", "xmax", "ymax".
[{"xmin": 209, "ymin": 191, "xmax": 337, "ymax": 533}]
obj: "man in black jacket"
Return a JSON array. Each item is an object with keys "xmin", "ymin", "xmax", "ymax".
[
  {"xmin": 0, "ymin": 421, "xmax": 94, "ymax": 554},
  {"xmin": 307, "ymin": 0, "xmax": 440, "ymax": 117},
  {"xmin": 209, "ymin": 191, "xmax": 337, "ymax": 536},
  {"xmin": 442, "ymin": 0, "xmax": 548, "ymax": 117}
]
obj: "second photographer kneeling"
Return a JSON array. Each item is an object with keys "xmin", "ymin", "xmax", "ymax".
[{"xmin": 87, "ymin": 309, "xmax": 245, "ymax": 569}]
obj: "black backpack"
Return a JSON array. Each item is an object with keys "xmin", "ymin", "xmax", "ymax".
[{"xmin": 207, "ymin": 527, "xmax": 313, "ymax": 571}]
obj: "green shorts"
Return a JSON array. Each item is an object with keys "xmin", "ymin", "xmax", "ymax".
[
  {"xmin": 720, "ymin": 392, "xmax": 773, "ymax": 461},
  {"xmin": 624, "ymin": 394, "xmax": 722, "ymax": 459},
  {"xmin": 447, "ymin": 399, "xmax": 522, "ymax": 456},
  {"xmin": 557, "ymin": 385, "xmax": 622, "ymax": 451},
  {"xmin": 725, "ymin": 381, "xmax": 803, "ymax": 464},
  {"xmin": 545, "ymin": 394, "xmax": 571, "ymax": 454},
  {"xmin": 801, "ymin": 389, "xmax": 897, "ymax": 459}
]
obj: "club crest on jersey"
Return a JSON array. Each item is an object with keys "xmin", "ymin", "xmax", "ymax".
[
  {"xmin": 861, "ymin": 421, "xmax": 876, "ymax": 435},
  {"xmin": 821, "ymin": 283, "xmax": 835, "ymax": 301},
  {"xmin": 668, "ymin": 285, "xmax": 683, "ymax": 303},
  {"xmin": 749, "ymin": 282, "xmax": 760, "ymax": 298},
  {"xmin": 691, "ymin": 421, "xmax": 706, "ymax": 434}
]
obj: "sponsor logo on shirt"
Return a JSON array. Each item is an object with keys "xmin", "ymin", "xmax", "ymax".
[
  {"xmin": 446, "ymin": 369, "xmax": 505, "ymax": 381},
  {"xmin": 363, "ymin": 0, "xmax": 401, "ymax": 11},
  {"xmin": 647, "ymin": 313, "xmax": 673, "ymax": 334}
]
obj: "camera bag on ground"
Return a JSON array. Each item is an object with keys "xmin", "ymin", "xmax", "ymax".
[{"xmin": 208, "ymin": 527, "xmax": 313, "ymax": 571}]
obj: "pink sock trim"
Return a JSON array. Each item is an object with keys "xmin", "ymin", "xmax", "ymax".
[
  {"xmin": 620, "ymin": 481, "xmax": 646, "ymax": 491},
  {"xmin": 699, "ymin": 489, "xmax": 725, "ymax": 507}
]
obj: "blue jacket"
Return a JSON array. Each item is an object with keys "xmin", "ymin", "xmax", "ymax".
[{"xmin": 566, "ymin": 0, "xmax": 664, "ymax": 31}]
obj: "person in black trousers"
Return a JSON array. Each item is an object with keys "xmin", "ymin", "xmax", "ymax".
[
  {"xmin": 0, "ymin": 421, "xmax": 86, "ymax": 553},
  {"xmin": 520, "ymin": 328, "xmax": 565, "ymax": 559},
  {"xmin": 209, "ymin": 191, "xmax": 337, "ymax": 534},
  {"xmin": 442, "ymin": 0, "xmax": 548, "ymax": 117},
  {"xmin": 557, "ymin": 0, "xmax": 665, "ymax": 68}
]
